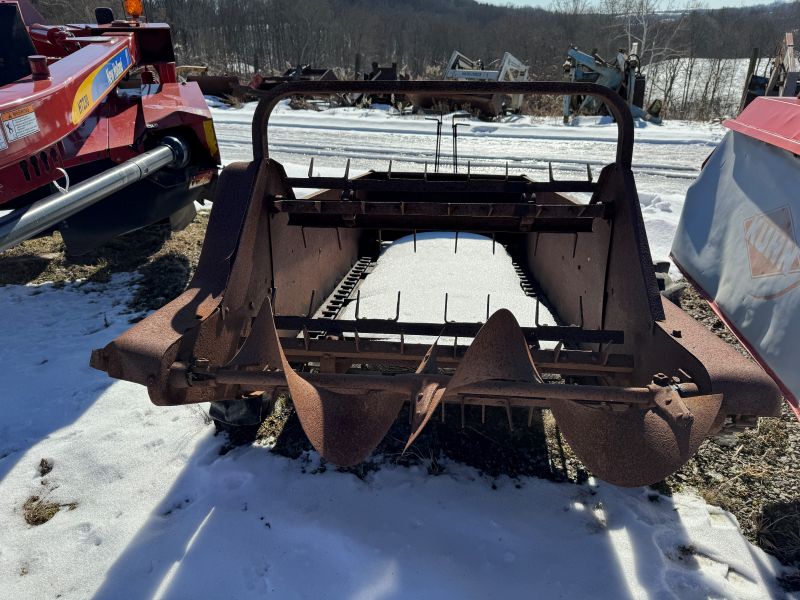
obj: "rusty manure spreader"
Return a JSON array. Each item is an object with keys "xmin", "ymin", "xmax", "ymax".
[{"xmin": 91, "ymin": 81, "xmax": 782, "ymax": 487}]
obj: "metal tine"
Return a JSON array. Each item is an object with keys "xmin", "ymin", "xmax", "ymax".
[
  {"xmin": 343, "ymin": 158, "xmax": 350, "ymax": 181},
  {"xmin": 504, "ymin": 399, "xmax": 514, "ymax": 431},
  {"xmin": 553, "ymin": 340, "xmax": 564, "ymax": 363},
  {"xmin": 454, "ymin": 231, "xmax": 459, "ymax": 253},
  {"xmin": 388, "ymin": 159, "xmax": 393, "ymax": 179},
  {"xmin": 492, "ymin": 233, "xmax": 496, "ymax": 255},
  {"xmin": 306, "ymin": 289, "xmax": 316, "ymax": 317},
  {"xmin": 599, "ymin": 341, "xmax": 611, "ymax": 366},
  {"xmin": 301, "ymin": 226, "xmax": 307, "ymax": 249},
  {"xmin": 301, "ymin": 327, "xmax": 310, "ymax": 351},
  {"xmin": 443, "ymin": 292, "xmax": 449, "ymax": 323},
  {"xmin": 413, "ymin": 230, "xmax": 417, "ymax": 253},
  {"xmin": 486, "ymin": 294, "xmax": 491, "ymax": 322},
  {"xmin": 308, "ymin": 157, "xmax": 315, "ymax": 178},
  {"xmin": 535, "ymin": 297, "xmax": 541, "ymax": 327},
  {"xmin": 393, "ymin": 291, "xmax": 401, "ymax": 322},
  {"xmin": 355, "ymin": 290, "xmax": 361, "ymax": 320},
  {"xmin": 586, "ymin": 163, "xmax": 593, "ymax": 183},
  {"xmin": 335, "ymin": 227, "xmax": 342, "ymax": 250},
  {"xmin": 505, "ymin": 161, "xmax": 509, "ymax": 180},
  {"xmin": 467, "ymin": 160, "xmax": 471, "ymax": 181},
  {"xmin": 424, "ymin": 161, "xmax": 428, "ymax": 181},
  {"xmin": 548, "ymin": 161, "xmax": 554, "ymax": 182},
  {"xmin": 579, "ymin": 295, "xmax": 585, "ymax": 328}
]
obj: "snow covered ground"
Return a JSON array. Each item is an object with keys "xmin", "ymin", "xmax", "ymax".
[
  {"xmin": 1, "ymin": 103, "xmax": 795, "ymax": 599},
  {"xmin": 0, "ymin": 277, "xmax": 792, "ymax": 599}
]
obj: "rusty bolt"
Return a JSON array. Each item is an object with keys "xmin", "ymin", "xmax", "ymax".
[{"xmin": 652, "ymin": 372, "xmax": 670, "ymax": 386}]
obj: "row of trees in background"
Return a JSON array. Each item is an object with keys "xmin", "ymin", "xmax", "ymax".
[{"xmin": 31, "ymin": 0, "xmax": 800, "ymax": 119}]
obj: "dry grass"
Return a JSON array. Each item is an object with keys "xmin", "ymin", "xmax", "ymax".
[
  {"xmin": 22, "ymin": 496, "xmax": 77, "ymax": 526},
  {"xmin": 0, "ymin": 213, "xmax": 209, "ymax": 313}
]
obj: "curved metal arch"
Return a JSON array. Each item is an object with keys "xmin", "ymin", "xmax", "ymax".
[{"xmin": 249, "ymin": 80, "xmax": 635, "ymax": 169}]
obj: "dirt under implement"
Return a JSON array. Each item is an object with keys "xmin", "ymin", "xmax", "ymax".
[{"xmin": 91, "ymin": 81, "xmax": 782, "ymax": 487}]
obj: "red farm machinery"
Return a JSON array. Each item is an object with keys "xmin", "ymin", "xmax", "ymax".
[
  {"xmin": 90, "ymin": 79, "xmax": 785, "ymax": 487},
  {"xmin": 0, "ymin": 0, "xmax": 219, "ymax": 255}
]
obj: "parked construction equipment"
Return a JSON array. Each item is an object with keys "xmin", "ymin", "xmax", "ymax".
[
  {"xmin": 409, "ymin": 52, "xmax": 530, "ymax": 118},
  {"xmin": 185, "ymin": 65, "xmax": 339, "ymax": 105},
  {"xmin": 91, "ymin": 79, "xmax": 782, "ymax": 487},
  {"xmin": 739, "ymin": 33, "xmax": 799, "ymax": 113},
  {"xmin": 563, "ymin": 45, "xmax": 662, "ymax": 124},
  {"xmin": 351, "ymin": 61, "xmax": 403, "ymax": 107},
  {"xmin": 0, "ymin": 0, "xmax": 219, "ymax": 254}
]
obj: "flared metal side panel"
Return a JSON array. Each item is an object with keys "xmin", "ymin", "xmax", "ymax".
[
  {"xmin": 526, "ymin": 165, "xmax": 663, "ymax": 367},
  {"xmin": 525, "ymin": 191, "xmax": 613, "ymax": 338},
  {"xmin": 269, "ymin": 211, "xmax": 361, "ymax": 320}
]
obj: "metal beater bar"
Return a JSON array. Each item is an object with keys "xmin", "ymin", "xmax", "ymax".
[
  {"xmin": 170, "ymin": 363, "xmax": 662, "ymax": 408},
  {"xmin": 272, "ymin": 199, "xmax": 606, "ymax": 219},
  {"xmin": 277, "ymin": 336, "xmax": 635, "ymax": 374},
  {"xmin": 273, "ymin": 315, "xmax": 623, "ymax": 344},
  {"xmin": 283, "ymin": 176, "xmax": 597, "ymax": 195}
]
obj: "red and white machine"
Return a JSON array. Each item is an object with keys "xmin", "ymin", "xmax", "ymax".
[
  {"xmin": 672, "ymin": 95, "xmax": 800, "ymax": 420},
  {"xmin": 0, "ymin": 0, "xmax": 219, "ymax": 254}
]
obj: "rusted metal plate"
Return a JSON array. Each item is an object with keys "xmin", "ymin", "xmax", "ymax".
[
  {"xmin": 551, "ymin": 391, "xmax": 723, "ymax": 487},
  {"xmin": 406, "ymin": 310, "xmax": 542, "ymax": 449}
]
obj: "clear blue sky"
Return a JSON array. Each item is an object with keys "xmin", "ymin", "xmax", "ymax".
[{"xmin": 484, "ymin": 0, "xmax": 780, "ymax": 9}]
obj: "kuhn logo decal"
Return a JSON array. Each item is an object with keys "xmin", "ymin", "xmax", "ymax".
[
  {"xmin": 744, "ymin": 207, "xmax": 800, "ymax": 277},
  {"xmin": 744, "ymin": 207, "xmax": 800, "ymax": 299}
]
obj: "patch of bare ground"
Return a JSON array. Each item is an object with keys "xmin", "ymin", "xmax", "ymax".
[{"xmin": 0, "ymin": 212, "xmax": 209, "ymax": 314}]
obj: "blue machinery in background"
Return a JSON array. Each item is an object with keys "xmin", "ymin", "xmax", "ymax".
[{"xmin": 562, "ymin": 44, "xmax": 662, "ymax": 124}]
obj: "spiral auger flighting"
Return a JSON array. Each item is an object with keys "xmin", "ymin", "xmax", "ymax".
[{"xmin": 90, "ymin": 80, "xmax": 783, "ymax": 487}]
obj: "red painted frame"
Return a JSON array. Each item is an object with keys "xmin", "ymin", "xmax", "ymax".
[{"xmin": 0, "ymin": 3, "xmax": 218, "ymax": 206}]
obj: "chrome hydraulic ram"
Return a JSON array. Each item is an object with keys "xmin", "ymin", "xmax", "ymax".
[{"xmin": 0, "ymin": 136, "xmax": 189, "ymax": 253}]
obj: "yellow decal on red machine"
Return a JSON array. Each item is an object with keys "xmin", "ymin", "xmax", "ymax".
[
  {"xmin": 203, "ymin": 119, "xmax": 219, "ymax": 159},
  {"xmin": 71, "ymin": 48, "xmax": 133, "ymax": 125}
]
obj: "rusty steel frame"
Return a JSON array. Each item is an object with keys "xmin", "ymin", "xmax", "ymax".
[{"xmin": 91, "ymin": 80, "xmax": 783, "ymax": 487}]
